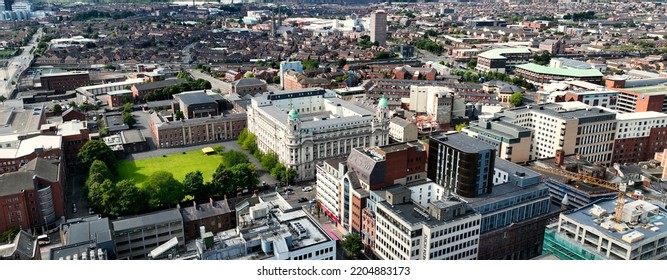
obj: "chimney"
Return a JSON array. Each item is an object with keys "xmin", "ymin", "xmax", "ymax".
[
  {"xmin": 209, "ymin": 197, "xmax": 214, "ymax": 207},
  {"xmin": 555, "ymin": 149, "xmax": 565, "ymax": 166},
  {"xmin": 193, "ymin": 201, "xmax": 197, "ymax": 210}
]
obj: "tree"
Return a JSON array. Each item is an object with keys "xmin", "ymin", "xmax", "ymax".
[
  {"xmin": 455, "ymin": 123, "xmax": 468, "ymax": 132},
  {"xmin": 183, "ymin": 171, "xmax": 207, "ymax": 198},
  {"xmin": 78, "ymin": 103, "xmax": 90, "ymax": 112},
  {"xmin": 373, "ymin": 51, "xmax": 394, "ymax": 59},
  {"xmin": 53, "ymin": 104, "xmax": 62, "ymax": 114},
  {"xmin": 337, "ymin": 58, "xmax": 347, "ymax": 68},
  {"xmin": 273, "ymin": 76, "xmax": 280, "ymax": 84},
  {"xmin": 122, "ymin": 102, "xmax": 133, "ymax": 113},
  {"xmin": 229, "ymin": 163, "xmax": 259, "ymax": 192},
  {"xmin": 144, "ymin": 171, "xmax": 185, "ymax": 207},
  {"xmin": 302, "ymin": 59, "xmax": 319, "ymax": 70},
  {"xmin": 0, "ymin": 227, "xmax": 19, "ymax": 243},
  {"xmin": 342, "ymin": 233, "xmax": 363, "ymax": 257},
  {"xmin": 244, "ymin": 72, "xmax": 255, "ymax": 78},
  {"xmin": 87, "ymin": 179, "xmax": 113, "ymax": 211},
  {"xmin": 78, "ymin": 140, "xmax": 116, "ymax": 170},
  {"xmin": 86, "ymin": 160, "xmax": 112, "ymax": 185},
  {"xmin": 467, "ymin": 59, "xmax": 477, "ymax": 70},
  {"xmin": 510, "ymin": 92, "xmax": 524, "ymax": 107},
  {"xmin": 260, "ymin": 152, "xmax": 279, "ymax": 171},
  {"xmin": 175, "ymin": 110, "xmax": 185, "ymax": 121},
  {"xmin": 103, "ymin": 180, "xmax": 148, "ymax": 217},
  {"xmin": 284, "ymin": 167, "xmax": 296, "ymax": 184},
  {"xmin": 221, "ymin": 150, "xmax": 249, "ymax": 169},
  {"xmin": 271, "ymin": 164, "xmax": 286, "ymax": 182},
  {"xmin": 532, "ymin": 52, "xmax": 551, "ymax": 66},
  {"xmin": 211, "ymin": 163, "xmax": 233, "ymax": 196},
  {"xmin": 123, "ymin": 111, "xmax": 136, "ymax": 127},
  {"xmin": 237, "ymin": 128, "xmax": 249, "ymax": 145},
  {"xmin": 241, "ymin": 133, "xmax": 257, "ymax": 154}
]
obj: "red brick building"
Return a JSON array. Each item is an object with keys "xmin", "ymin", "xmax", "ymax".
[
  {"xmin": 39, "ymin": 71, "xmax": 90, "ymax": 93},
  {"xmin": 40, "ymin": 120, "xmax": 89, "ymax": 166},
  {"xmin": 393, "ymin": 66, "xmax": 436, "ymax": 80},
  {"xmin": 612, "ymin": 112, "xmax": 667, "ymax": 164},
  {"xmin": 0, "ymin": 158, "xmax": 65, "ymax": 233},
  {"xmin": 179, "ymin": 198, "xmax": 234, "ymax": 242},
  {"xmin": 0, "ymin": 135, "xmax": 62, "ymax": 175}
]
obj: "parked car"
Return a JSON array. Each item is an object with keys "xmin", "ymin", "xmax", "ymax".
[
  {"xmin": 302, "ymin": 186, "xmax": 313, "ymax": 192},
  {"xmin": 88, "ymin": 208, "xmax": 94, "ymax": 215},
  {"xmin": 297, "ymin": 197, "xmax": 308, "ymax": 203},
  {"xmin": 285, "ymin": 191, "xmax": 295, "ymax": 195}
]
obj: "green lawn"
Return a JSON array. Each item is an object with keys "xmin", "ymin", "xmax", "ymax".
[{"xmin": 117, "ymin": 151, "xmax": 222, "ymax": 187}]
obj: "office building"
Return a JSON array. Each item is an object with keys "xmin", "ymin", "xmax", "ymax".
[
  {"xmin": 389, "ymin": 117, "xmax": 418, "ymax": 143},
  {"xmin": 369, "ymin": 10, "xmax": 387, "ymax": 46},
  {"xmin": 130, "ymin": 78, "xmax": 187, "ymax": 101},
  {"xmin": 459, "ymin": 158, "xmax": 556, "ymax": 259},
  {"xmin": 514, "ymin": 63, "xmax": 604, "ymax": 86},
  {"xmin": 427, "ymin": 132, "xmax": 496, "ymax": 198},
  {"xmin": 497, "ymin": 103, "xmax": 617, "ymax": 164},
  {"xmin": 613, "ymin": 112, "xmax": 667, "ymax": 164},
  {"xmin": 112, "ymin": 209, "xmax": 185, "ymax": 260},
  {"xmin": 56, "ymin": 216, "xmax": 114, "ymax": 259},
  {"xmin": 39, "ymin": 71, "xmax": 90, "ymax": 93},
  {"xmin": 461, "ymin": 117, "xmax": 532, "ymax": 164},
  {"xmin": 107, "ymin": 90, "xmax": 132, "ymax": 109},
  {"xmin": 179, "ymin": 199, "xmax": 235, "ymax": 242},
  {"xmin": 248, "ymin": 88, "xmax": 389, "ymax": 181},
  {"xmin": 409, "ymin": 85, "xmax": 454, "ymax": 125},
  {"xmin": 374, "ymin": 187, "xmax": 481, "ymax": 260},
  {"xmin": 315, "ymin": 157, "xmax": 346, "ymax": 231},
  {"xmin": 196, "ymin": 198, "xmax": 336, "ymax": 260},
  {"xmin": 173, "ymin": 90, "xmax": 219, "ymax": 119},
  {"xmin": 543, "ymin": 197, "xmax": 667, "ymax": 260},
  {"xmin": 0, "ymin": 134, "xmax": 62, "ymax": 175},
  {"xmin": 475, "ymin": 48, "xmax": 532, "ymax": 74}
]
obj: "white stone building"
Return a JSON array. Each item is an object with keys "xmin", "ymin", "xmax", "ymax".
[{"xmin": 248, "ymin": 88, "xmax": 389, "ymax": 181}]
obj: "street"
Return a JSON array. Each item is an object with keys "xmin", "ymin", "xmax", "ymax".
[
  {"xmin": 0, "ymin": 27, "xmax": 42, "ymax": 99},
  {"xmin": 187, "ymin": 69, "xmax": 231, "ymax": 94}
]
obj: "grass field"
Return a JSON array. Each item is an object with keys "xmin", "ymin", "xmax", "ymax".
[{"xmin": 117, "ymin": 151, "xmax": 222, "ymax": 186}]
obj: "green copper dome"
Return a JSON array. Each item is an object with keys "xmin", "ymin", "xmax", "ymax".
[
  {"xmin": 378, "ymin": 96, "xmax": 388, "ymax": 108},
  {"xmin": 288, "ymin": 108, "xmax": 299, "ymax": 119}
]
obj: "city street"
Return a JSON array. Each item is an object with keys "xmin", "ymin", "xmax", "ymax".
[
  {"xmin": 187, "ymin": 69, "xmax": 231, "ymax": 94},
  {"xmin": 0, "ymin": 27, "xmax": 42, "ymax": 98}
]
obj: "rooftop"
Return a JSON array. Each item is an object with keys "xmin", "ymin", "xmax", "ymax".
[
  {"xmin": 430, "ymin": 132, "xmax": 495, "ymax": 153},
  {"xmin": 107, "ymin": 89, "xmax": 132, "ymax": 96},
  {"xmin": 616, "ymin": 111, "xmax": 667, "ymax": 121},
  {"xmin": 564, "ymin": 198, "xmax": 667, "ymax": 246},
  {"xmin": 133, "ymin": 78, "xmax": 187, "ymax": 92},
  {"xmin": 112, "ymin": 209, "xmax": 182, "ymax": 232},
  {"xmin": 618, "ymin": 84, "xmax": 667, "ymax": 96},
  {"xmin": 516, "ymin": 63, "xmax": 603, "ymax": 78},
  {"xmin": 478, "ymin": 47, "xmax": 532, "ymax": 60},
  {"xmin": 175, "ymin": 90, "xmax": 216, "ymax": 106},
  {"xmin": 0, "ymin": 158, "xmax": 60, "ymax": 198},
  {"xmin": 40, "ymin": 71, "xmax": 89, "ymax": 78},
  {"xmin": 120, "ymin": 129, "xmax": 146, "ymax": 144},
  {"xmin": 180, "ymin": 199, "xmax": 232, "ymax": 223}
]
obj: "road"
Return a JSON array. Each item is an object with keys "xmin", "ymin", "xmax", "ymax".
[
  {"xmin": 0, "ymin": 27, "xmax": 42, "ymax": 98},
  {"xmin": 187, "ymin": 69, "xmax": 231, "ymax": 94}
]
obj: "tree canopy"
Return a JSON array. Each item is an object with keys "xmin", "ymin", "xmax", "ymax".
[
  {"xmin": 144, "ymin": 171, "xmax": 185, "ymax": 207},
  {"xmin": 77, "ymin": 140, "xmax": 116, "ymax": 170},
  {"xmin": 510, "ymin": 92, "xmax": 524, "ymax": 107},
  {"xmin": 342, "ymin": 233, "xmax": 363, "ymax": 257},
  {"xmin": 221, "ymin": 150, "xmax": 249, "ymax": 169}
]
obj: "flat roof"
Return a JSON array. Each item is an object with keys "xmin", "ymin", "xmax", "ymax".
[
  {"xmin": 516, "ymin": 63, "xmax": 603, "ymax": 77},
  {"xmin": 478, "ymin": 47, "xmax": 531, "ymax": 59},
  {"xmin": 616, "ymin": 111, "xmax": 667, "ymax": 121},
  {"xmin": 112, "ymin": 209, "xmax": 182, "ymax": 232},
  {"xmin": 619, "ymin": 84, "xmax": 667, "ymax": 96},
  {"xmin": 564, "ymin": 198, "xmax": 667, "ymax": 245},
  {"xmin": 175, "ymin": 90, "xmax": 216, "ymax": 106},
  {"xmin": 107, "ymin": 89, "xmax": 132, "ymax": 96},
  {"xmin": 430, "ymin": 132, "xmax": 495, "ymax": 153},
  {"xmin": 40, "ymin": 71, "xmax": 89, "ymax": 78}
]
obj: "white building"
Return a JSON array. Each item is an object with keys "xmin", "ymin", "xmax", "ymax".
[
  {"xmin": 315, "ymin": 157, "xmax": 347, "ymax": 225},
  {"xmin": 374, "ymin": 187, "xmax": 481, "ymax": 260},
  {"xmin": 11, "ymin": 1, "xmax": 32, "ymax": 12},
  {"xmin": 409, "ymin": 85, "xmax": 454, "ymax": 125},
  {"xmin": 552, "ymin": 197, "xmax": 667, "ymax": 260},
  {"xmin": 196, "ymin": 199, "xmax": 336, "ymax": 260},
  {"xmin": 497, "ymin": 102, "xmax": 617, "ymax": 163},
  {"xmin": 389, "ymin": 117, "xmax": 418, "ymax": 143},
  {"xmin": 615, "ymin": 112, "xmax": 667, "ymax": 140},
  {"xmin": 248, "ymin": 88, "xmax": 389, "ymax": 181}
]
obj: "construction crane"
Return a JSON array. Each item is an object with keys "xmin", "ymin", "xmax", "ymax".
[{"xmin": 532, "ymin": 165, "xmax": 627, "ymax": 223}]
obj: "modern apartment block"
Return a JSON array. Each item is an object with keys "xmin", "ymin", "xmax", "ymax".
[
  {"xmin": 543, "ymin": 197, "xmax": 667, "ymax": 260},
  {"xmin": 613, "ymin": 111, "xmax": 667, "ymax": 164},
  {"xmin": 369, "ymin": 10, "xmax": 387, "ymax": 46},
  {"xmin": 427, "ymin": 132, "xmax": 496, "ymax": 198},
  {"xmin": 496, "ymin": 103, "xmax": 617, "ymax": 164},
  {"xmin": 461, "ymin": 117, "xmax": 532, "ymax": 164},
  {"xmin": 112, "ymin": 209, "xmax": 185, "ymax": 260},
  {"xmin": 248, "ymin": 88, "xmax": 389, "ymax": 181},
  {"xmin": 374, "ymin": 187, "xmax": 481, "ymax": 260},
  {"xmin": 475, "ymin": 48, "xmax": 532, "ymax": 74},
  {"xmin": 315, "ymin": 157, "xmax": 347, "ymax": 229}
]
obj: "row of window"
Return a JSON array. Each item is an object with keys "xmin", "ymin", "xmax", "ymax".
[{"xmin": 429, "ymin": 239, "xmax": 478, "ymax": 259}]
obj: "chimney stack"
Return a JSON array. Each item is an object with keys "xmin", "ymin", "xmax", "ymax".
[
  {"xmin": 209, "ymin": 197, "xmax": 214, "ymax": 207},
  {"xmin": 193, "ymin": 201, "xmax": 197, "ymax": 210}
]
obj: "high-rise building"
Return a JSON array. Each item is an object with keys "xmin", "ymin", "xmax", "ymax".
[
  {"xmin": 1, "ymin": 0, "xmax": 13, "ymax": 11},
  {"xmin": 427, "ymin": 132, "xmax": 496, "ymax": 198},
  {"xmin": 613, "ymin": 111, "xmax": 667, "ymax": 164},
  {"xmin": 369, "ymin": 10, "xmax": 387, "ymax": 46}
]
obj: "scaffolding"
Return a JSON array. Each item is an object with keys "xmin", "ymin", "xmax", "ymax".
[{"xmin": 542, "ymin": 227, "xmax": 605, "ymax": 260}]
